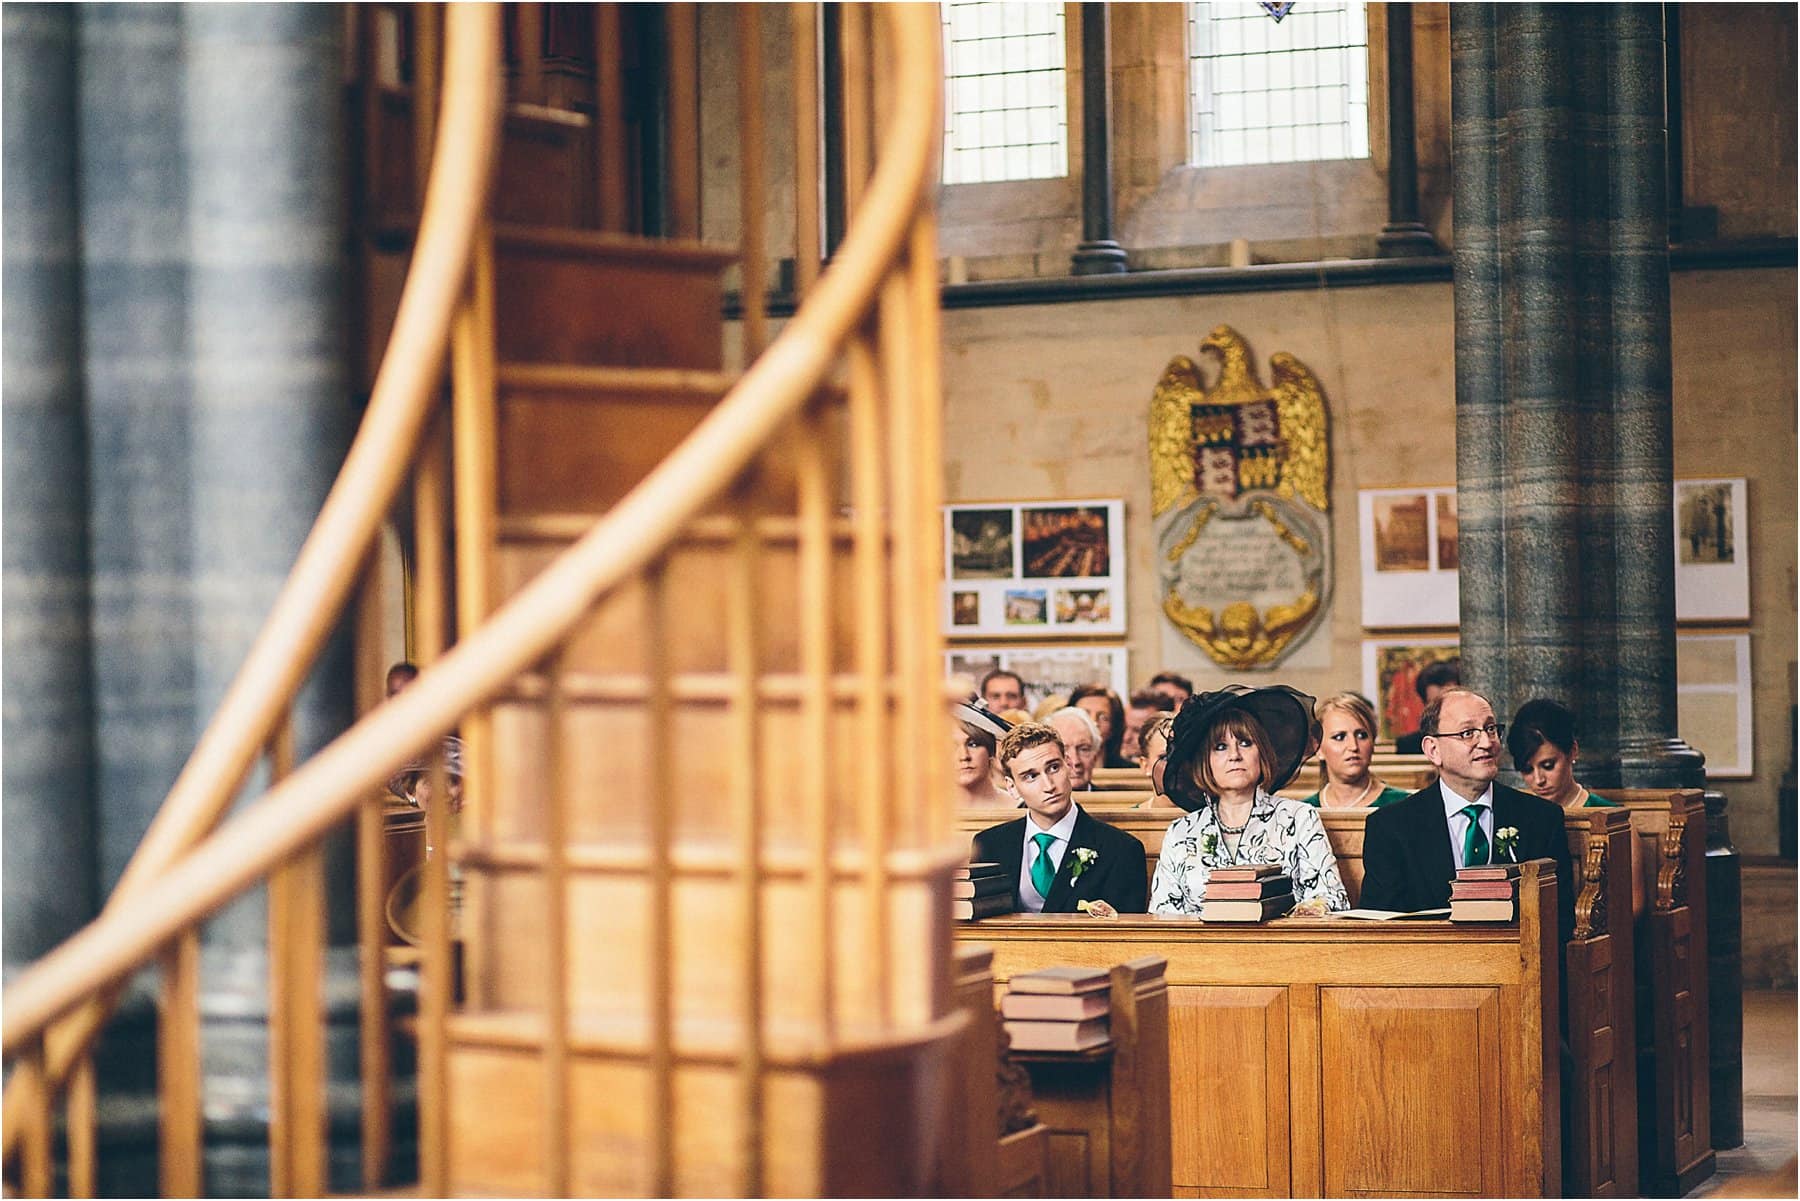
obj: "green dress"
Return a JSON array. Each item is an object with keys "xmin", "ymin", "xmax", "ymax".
[
  {"xmin": 1581, "ymin": 790, "xmax": 1619, "ymax": 807},
  {"xmin": 1297, "ymin": 784, "xmax": 1410, "ymax": 808}
]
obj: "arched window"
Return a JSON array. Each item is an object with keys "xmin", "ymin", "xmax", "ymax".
[
  {"xmin": 1188, "ymin": 1, "xmax": 1370, "ymax": 168},
  {"xmin": 941, "ymin": 2, "xmax": 1069, "ymax": 185}
]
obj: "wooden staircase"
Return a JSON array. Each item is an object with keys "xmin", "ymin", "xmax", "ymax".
[{"xmin": 3, "ymin": 4, "xmax": 963, "ymax": 1197}]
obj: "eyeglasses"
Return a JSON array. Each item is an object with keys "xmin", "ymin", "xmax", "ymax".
[{"xmin": 1430, "ymin": 722, "xmax": 1506, "ymax": 744}]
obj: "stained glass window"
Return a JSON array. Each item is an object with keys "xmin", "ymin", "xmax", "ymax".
[
  {"xmin": 1188, "ymin": 1, "xmax": 1370, "ymax": 168},
  {"xmin": 941, "ymin": 3, "xmax": 1068, "ymax": 185}
]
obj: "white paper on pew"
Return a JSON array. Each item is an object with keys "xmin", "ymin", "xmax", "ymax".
[{"xmin": 1336, "ymin": 908, "xmax": 1452, "ymax": 920}]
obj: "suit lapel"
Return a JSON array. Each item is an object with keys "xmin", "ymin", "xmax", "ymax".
[
  {"xmin": 1042, "ymin": 807, "xmax": 1092, "ymax": 911},
  {"xmin": 1417, "ymin": 785, "xmax": 1456, "ymax": 891},
  {"xmin": 991, "ymin": 818, "xmax": 1027, "ymax": 904}
]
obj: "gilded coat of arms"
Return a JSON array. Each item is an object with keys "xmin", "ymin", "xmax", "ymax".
[{"xmin": 1150, "ymin": 326, "xmax": 1332, "ymax": 670}]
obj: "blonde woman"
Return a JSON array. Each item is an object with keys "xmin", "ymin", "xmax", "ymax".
[{"xmin": 1296, "ymin": 692, "xmax": 1410, "ymax": 809}]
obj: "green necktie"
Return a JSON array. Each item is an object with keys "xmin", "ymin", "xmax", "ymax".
[
  {"xmin": 1030, "ymin": 831, "xmax": 1057, "ymax": 897},
  {"xmin": 1460, "ymin": 803, "xmax": 1490, "ymax": 867}
]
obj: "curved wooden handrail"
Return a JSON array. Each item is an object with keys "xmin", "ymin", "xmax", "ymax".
[
  {"xmin": 0, "ymin": 1, "xmax": 504, "ymax": 1147},
  {"xmin": 2, "ymin": 3, "xmax": 942, "ymax": 1055}
]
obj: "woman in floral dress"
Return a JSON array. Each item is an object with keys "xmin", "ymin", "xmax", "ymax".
[{"xmin": 1150, "ymin": 685, "xmax": 1349, "ymax": 915}]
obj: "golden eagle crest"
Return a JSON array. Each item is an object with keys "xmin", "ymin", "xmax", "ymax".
[{"xmin": 1150, "ymin": 326, "xmax": 1332, "ymax": 671}]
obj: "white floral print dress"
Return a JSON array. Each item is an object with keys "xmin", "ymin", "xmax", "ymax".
[{"xmin": 1150, "ymin": 789, "xmax": 1350, "ymax": 914}]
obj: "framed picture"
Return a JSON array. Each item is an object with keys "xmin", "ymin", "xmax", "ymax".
[
  {"xmin": 1676, "ymin": 632, "xmax": 1753, "ymax": 778},
  {"xmin": 945, "ymin": 646, "xmax": 1130, "ymax": 712},
  {"xmin": 1361, "ymin": 636, "xmax": 1460, "ymax": 742},
  {"xmin": 1674, "ymin": 478, "xmax": 1749, "ymax": 622},
  {"xmin": 1359, "ymin": 487, "xmax": 1459, "ymax": 629},
  {"xmin": 942, "ymin": 499, "xmax": 1126, "ymax": 637}
]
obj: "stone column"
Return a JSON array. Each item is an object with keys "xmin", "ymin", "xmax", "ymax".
[
  {"xmin": 1450, "ymin": 3, "xmax": 1702, "ymax": 791},
  {"xmin": 1070, "ymin": 3, "xmax": 1127, "ymax": 275},
  {"xmin": 1376, "ymin": 2, "xmax": 1439, "ymax": 257},
  {"xmin": 183, "ymin": 6, "xmax": 360, "ymax": 1193},
  {"xmin": 1, "ymin": 3, "xmax": 100, "ymax": 972}
]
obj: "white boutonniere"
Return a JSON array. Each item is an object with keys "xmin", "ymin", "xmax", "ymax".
[
  {"xmin": 1070, "ymin": 847, "xmax": 1099, "ymax": 880},
  {"xmin": 1494, "ymin": 826, "xmax": 1521, "ymax": 863}
]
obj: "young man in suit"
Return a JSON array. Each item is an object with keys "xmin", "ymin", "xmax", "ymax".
[
  {"xmin": 972, "ymin": 722, "xmax": 1148, "ymax": 916},
  {"xmin": 1361, "ymin": 687, "xmax": 1576, "ymax": 942}
]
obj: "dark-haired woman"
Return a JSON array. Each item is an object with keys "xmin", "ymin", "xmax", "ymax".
[
  {"xmin": 1509, "ymin": 697, "xmax": 1642, "ymax": 914},
  {"xmin": 1150, "ymin": 686, "xmax": 1347, "ymax": 915},
  {"xmin": 1507, "ymin": 698, "xmax": 1617, "ymax": 809},
  {"xmin": 1068, "ymin": 683, "xmax": 1134, "ymax": 768}
]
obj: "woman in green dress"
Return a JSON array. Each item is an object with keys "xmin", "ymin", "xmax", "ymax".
[
  {"xmin": 1506, "ymin": 698, "xmax": 1618, "ymax": 809},
  {"xmin": 1297, "ymin": 692, "xmax": 1410, "ymax": 809}
]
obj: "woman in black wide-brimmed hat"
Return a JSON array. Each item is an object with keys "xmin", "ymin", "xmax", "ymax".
[{"xmin": 1149, "ymin": 684, "xmax": 1349, "ymax": 915}]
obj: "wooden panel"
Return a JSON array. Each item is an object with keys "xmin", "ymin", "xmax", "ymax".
[
  {"xmin": 1319, "ymin": 986, "xmax": 1502, "ymax": 1197},
  {"xmin": 1169, "ymin": 986, "xmax": 1287, "ymax": 1196},
  {"xmin": 495, "ymin": 536, "xmax": 859, "ymax": 674},
  {"xmin": 493, "ymin": 236, "xmax": 728, "ymax": 370},
  {"xmin": 496, "ymin": 384, "xmax": 718, "ymax": 515},
  {"xmin": 997, "ymin": 1124, "xmax": 1051, "ymax": 1197},
  {"xmin": 493, "ymin": 110, "xmax": 589, "ymax": 227},
  {"xmin": 1045, "ymin": 1130, "xmax": 1097, "ymax": 1196}
]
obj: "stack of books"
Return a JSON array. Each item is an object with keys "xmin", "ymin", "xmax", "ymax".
[
  {"xmin": 953, "ymin": 861, "xmax": 1013, "ymax": 921},
  {"xmin": 1200, "ymin": 864, "xmax": 1296, "ymax": 921},
  {"xmin": 1000, "ymin": 966, "xmax": 1112, "ymax": 1051},
  {"xmin": 1449, "ymin": 862, "xmax": 1522, "ymax": 921}
]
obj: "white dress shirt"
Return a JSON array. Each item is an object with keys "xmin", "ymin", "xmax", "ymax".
[
  {"xmin": 1440, "ymin": 779, "xmax": 1496, "ymax": 870},
  {"xmin": 1018, "ymin": 804, "xmax": 1080, "ymax": 913}
]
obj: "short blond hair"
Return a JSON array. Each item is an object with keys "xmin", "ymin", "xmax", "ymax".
[
  {"xmin": 1142, "ymin": 710, "xmax": 1177, "ymax": 755},
  {"xmin": 997, "ymin": 722, "xmax": 1065, "ymax": 779},
  {"xmin": 1315, "ymin": 692, "xmax": 1378, "ymax": 739}
]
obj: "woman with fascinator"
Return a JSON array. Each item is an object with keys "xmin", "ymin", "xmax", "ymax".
[
  {"xmin": 952, "ymin": 695, "xmax": 1014, "ymax": 807},
  {"xmin": 1150, "ymin": 685, "xmax": 1349, "ymax": 916}
]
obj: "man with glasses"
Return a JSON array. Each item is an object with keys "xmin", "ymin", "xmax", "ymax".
[{"xmin": 1360, "ymin": 688, "xmax": 1575, "ymax": 942}]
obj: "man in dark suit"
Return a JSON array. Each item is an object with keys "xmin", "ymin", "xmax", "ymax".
[
  {"xmin": 972, "ymin": 722, "xmax": 1148, "ymax": 915},
  {"xmin": 1362, "ymin": 687, "xmax": 1576, "ymax": 942}
]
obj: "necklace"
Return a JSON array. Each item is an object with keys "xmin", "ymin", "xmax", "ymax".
[
  {"xmin": 1325, "ymin": 778, "xmax": 1378, "ymax": 809},
  {"xmin": 1217, "ymin": 813, "xmax": 1250, "ymax": 834}
]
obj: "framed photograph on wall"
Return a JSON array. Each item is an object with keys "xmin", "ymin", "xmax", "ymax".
[
  {"xmin": 942, "ymin": 499, "xmax": 1127, "ymax": 637},
  {"xmin": 1676, "ymin": 632, "xmax": 1753, "ymax": 778},
  {"xmin": 1674, "ymin": 478, "xmax": 1750, "ymax": 622},
  {"xmin": 1361, "ymin": 636, "xmax": 1461, "ymax": 743},
  {"xmin": 944, "ymin": 645, "xmax": 1130, "ymax": 712},
  {"xmin": 1359, "ymin": 486, "xmax": 1460, "ymax": 629}
]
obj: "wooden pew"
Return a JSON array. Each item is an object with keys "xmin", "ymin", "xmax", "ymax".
[
  {"xmin": 1613, "ymin": 788, "xmax": 1715, "ymax": 1196},
  {"xmin": 959, "ymin": 802, "xmax": 1642, "ymax": 1198},
  {"xmin": 1001, "ymin": 957, "xmax": 1172, "ymax": 1198},
  {"xmin": 954, "ymin": 944, "xmax": 1054, "ymax": 1197},
  {"xmin": 1283, "ymin": 753, "xmax": 1439, "ymax": 797},
  {"xmin": 956, "ymin": 863, "xmax": 1564, "ymax": 1197}
]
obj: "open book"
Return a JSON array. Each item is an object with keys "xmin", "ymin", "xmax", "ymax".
[{"xmin": 1336, "ymin": 907, "xmax": 1452, "ymax": 921}]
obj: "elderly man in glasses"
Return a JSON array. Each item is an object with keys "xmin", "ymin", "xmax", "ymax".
[{"xmin": 1359, "ymin": 687, "xmax": 1576, "ymax": 942}]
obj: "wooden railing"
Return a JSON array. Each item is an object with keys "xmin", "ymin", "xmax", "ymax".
[{"xmin": 2, "ymin": 3, "xmax": 947, "ymax": 1196}]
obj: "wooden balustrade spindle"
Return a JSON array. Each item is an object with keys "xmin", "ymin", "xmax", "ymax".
[
  {"xmin": 267, "ymin": 715, "xmax": 327, "ymax": 1199},
  {"xmin": 643, "ymin": 560, "xmax": 677, "ymax": 1195},
  {"xmin": 794, "ymin": 401, "xmax": 837, "ymax": 1040},
  {"xmin": 65, "ymin": 1053, "xmax": 96, "ymax": 1199},
  {"xmin": 542, "ymin": 650, "xmax": 572, "ymax": 1196},
  {"xmin": 878, "ymin": 272, "xmax": 923, "ymax": 848},
  {"xmin": 351, "ymin": 552, "xmax": 393, "ymax": 1190},
  {"xmin": 412, "ymin": 412, "xmax": 452, "ymax": 1197},
  {"xmin": 413, "ymin": 3, "xmax": 443, "ymax": 202},
  {"xmin": 840, "ymin": 5, "xmax": 872, "ymax": 218},
  {"xmin": 16, "ymin": 1042, "xmax": 52, "ymax": 1199},
  {"xmin": 451, "ymin": 233, "xmax": 499, "ymax": 852},
  {"xmin": 907, "ymin": 214, "xmax": 949, "ymax": 846},
  {"xmin": 737, "ymin": 4, "xmax": 769, "ymax": 360},
  {"xmin": 664, "ymin": 4, "xmax": 702, "ymax": 238},
  {"xmin": 158, "ymin": 929, "xmax": 203, "ymax": 1198},
  {"xmin": 727, "ymin": 502, "xmax": 767, "ymax": 1194},
  {"xmin": 847, "ymin": 331, "xmax": 892, "ymax": 1025},
  {"xmin": 791, "ymin": 3, "xmax": 824, "ymax": 296},
  {"xmin": 594, "ymin": 4, "xmax": 628, "ymax": 232}
]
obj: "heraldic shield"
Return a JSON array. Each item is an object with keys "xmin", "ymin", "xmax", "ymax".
[{"xmin": 1149, "ymin": 325, "xmax": 1333, "ymax": 671}]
